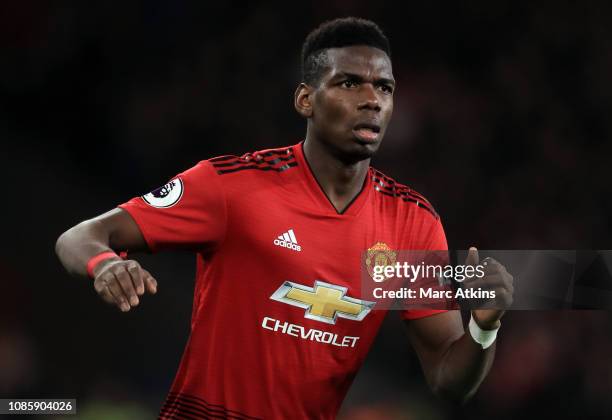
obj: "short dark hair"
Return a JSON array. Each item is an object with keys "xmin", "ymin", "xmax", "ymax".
[{"xmin": 301, "ymin": 17, "xmax": 391, "ymax": 85}]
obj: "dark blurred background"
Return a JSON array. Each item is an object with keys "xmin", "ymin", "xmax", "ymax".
[{"xmin": 2, "ymin": 1, "xmax": 612, "ymax": 419}]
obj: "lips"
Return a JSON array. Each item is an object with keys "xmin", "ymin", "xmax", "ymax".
[{"xmin": 353, "ymin": 123, "xmax": 381, "ymax": 142}]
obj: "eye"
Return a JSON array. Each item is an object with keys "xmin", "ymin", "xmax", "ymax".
[
  {"xmin": 342, "ymin": 79, "xmax": 358, "ymax": 88},
  {"xmin": 378, "ymin": 84, "xmax": 393, "ymax": 94}
]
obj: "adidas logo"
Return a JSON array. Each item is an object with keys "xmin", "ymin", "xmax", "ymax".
[{"xmin": 273, "ymin": 229, "xmax": 302, "ymax": 252}]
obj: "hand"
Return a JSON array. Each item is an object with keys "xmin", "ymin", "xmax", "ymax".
[
  {"xmin": 92, "ymin": 258, "xmax": 158, "ymax": 312},
  {"xmin": 464, "ymin": 247, "xmax": 513, "ymax": 330}
]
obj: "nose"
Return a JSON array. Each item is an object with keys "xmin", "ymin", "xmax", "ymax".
[{"xmin": 357, "ymin": 83, "xmax": 381, "ymax": 112}]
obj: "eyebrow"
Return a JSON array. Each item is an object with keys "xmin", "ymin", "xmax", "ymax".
[{"xmin": 333, "ymin": 72, "xmax": 395, "ymax": 87}]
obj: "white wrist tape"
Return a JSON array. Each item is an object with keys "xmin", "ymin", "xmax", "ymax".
[{"xmin": 468, "ymin": 314, "xmax": 500, "ymax": 349}]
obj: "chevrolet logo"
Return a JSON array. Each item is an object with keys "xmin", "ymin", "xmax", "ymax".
[{"xmin": 270, "ymin": 280, "xmax": 375, "ymax": 324}]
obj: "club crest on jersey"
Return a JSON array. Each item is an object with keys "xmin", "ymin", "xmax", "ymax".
[
  {"xmin": 270, "ymin": 280, "xmax": 375, "ymax": 324},
  {"xmin": 365, "ymin": 242, "xmax": 397, "ymax": 281},
  {"xmin": 142, "ymin": 178, "xmax": 184, "ymax": 208}
]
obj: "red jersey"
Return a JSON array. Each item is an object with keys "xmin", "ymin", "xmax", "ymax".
[{"xmin": 119, "ymin": 142, "xmax": 448, "ymax": 419}]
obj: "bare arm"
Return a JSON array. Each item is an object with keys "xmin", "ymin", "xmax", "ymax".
[
  {"xmin": 405, "ymin": 311, "xmax": 496, "ymax": 404},
  {"xmin": 55, "ymin": 208, "xmax": 158, "ymax": 312},
  {"xmin": 405, "ymin": 248, "xmax": 513, "ymax": 403}
]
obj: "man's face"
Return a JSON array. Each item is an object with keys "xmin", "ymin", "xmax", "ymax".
[{"xmin": 308, "ymin": 45, "xmax": 395, "ymax": 162}]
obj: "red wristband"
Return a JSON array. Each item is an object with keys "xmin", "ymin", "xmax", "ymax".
[{"xmin": 87, "ymin": 251, "xmax": 127, "ymax": 278}]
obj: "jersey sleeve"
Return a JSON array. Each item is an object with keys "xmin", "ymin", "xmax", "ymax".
[
  {"xmin": 118, "ymin": 160, "xmax": 227, "ymax": 253},
  {"xmin": 401, "ymin": 216, "xmax": 453, "ymax": 320}
]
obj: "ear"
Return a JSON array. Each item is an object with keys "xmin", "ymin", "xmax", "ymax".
[{"xmin": 294, "ymin": 83, "xmax": 314, "ymax": 118}]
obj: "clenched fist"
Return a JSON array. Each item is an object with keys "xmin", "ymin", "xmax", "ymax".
[
  {"xmin": 92, "ymin": 258, "xmax": 158, "ymax": 312},
  {"xmin": 464, "ymin": 247, "xmax": 514, "ymax": 329}
]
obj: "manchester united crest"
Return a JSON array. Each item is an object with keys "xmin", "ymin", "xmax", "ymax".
[{"xmin": 365, "ymin": 242, "xmax": 397, "ymax": 280}]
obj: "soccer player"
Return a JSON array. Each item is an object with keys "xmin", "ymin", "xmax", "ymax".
[{"xmin": 56, "ymin": 17, "xmax": 513, "ymax": 419}]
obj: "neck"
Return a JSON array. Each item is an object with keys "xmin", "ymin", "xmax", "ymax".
[{"xmin": 303, "ymin": 132, "xmax": 370, "ymax": 213}]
